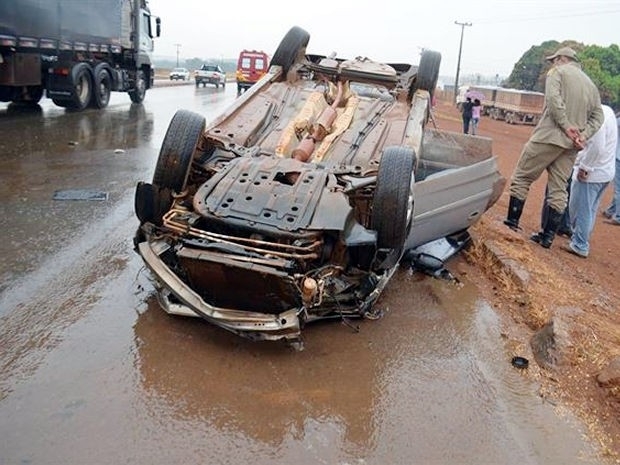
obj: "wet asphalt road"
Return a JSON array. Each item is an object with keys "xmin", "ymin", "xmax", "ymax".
[{"xmin": 0, "ymin": 83, "xmax": 604, "ymax": 464}]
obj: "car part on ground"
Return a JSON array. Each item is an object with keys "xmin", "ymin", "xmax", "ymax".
[{"xmin": 134, "ymin": 26, "xmax": 505, "ymax": 349}]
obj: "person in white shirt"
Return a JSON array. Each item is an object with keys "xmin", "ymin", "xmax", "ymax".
[
  {"xmin": 602, "ymin": 111, "xmax": 620, "ymax": 224},
  {"xmin": 564, "ymin": 104, "xmax": 618, "ymax": 258}
]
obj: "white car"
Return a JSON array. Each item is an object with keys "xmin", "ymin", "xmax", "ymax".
[{"xmin": 169, "ymin": 67, "xmax": 190, "ymax": 81}]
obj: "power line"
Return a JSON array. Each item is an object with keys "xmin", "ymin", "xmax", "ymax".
[{"xmin": 475, "ymin": 8, "xmax": 620, "ymax": 25}]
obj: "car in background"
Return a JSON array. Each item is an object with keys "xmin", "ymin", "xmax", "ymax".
[
  {"xmin": 194, "ymin": 64, "xmax": 226, "ymax": 88},
  {"xmin": 169, "ymin": 67, "xmax": 190, "ymax": 81},
  {"xmin": 236, "ymin": 49, "xmax": 269, "ymax": 94},
  {"xmin": 134, "ymin": 26, "xmax": 505, "ymax": 349}
]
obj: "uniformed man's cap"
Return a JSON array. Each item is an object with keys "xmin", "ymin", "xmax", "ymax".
[{"xmin": 545, "ymin": 47, "xmax": 578, "ymax": 62}]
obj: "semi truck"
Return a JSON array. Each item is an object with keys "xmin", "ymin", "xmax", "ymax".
[
  {"xmin": 462, "ymin": 85, "xmax": 545, "ymax": 126},
  {"xmin": 489, "ymin": 88, "xmax": 544, "ymax": 125},
  {"xmin": 0, "ymin": 0, "xmax": 160, "ymax": 111}
]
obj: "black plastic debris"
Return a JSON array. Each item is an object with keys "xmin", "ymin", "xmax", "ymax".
[
  {"xmin": 53, "ymin": 189, "xmax": 108, "ymax": 201},
  {"xmin": 511, "ymin": 356, "xmax": 529, "ymax": 369}
]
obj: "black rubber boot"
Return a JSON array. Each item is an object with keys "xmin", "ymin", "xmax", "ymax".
[
  {"xmin": 530, "ymin": 231, "xmax": 544, "ymax": 243},
  {"xmin": 504, "ymin": 196, "xmax": 525, "ymax": 231},
  {"xmin": 539, "ymin": 208, "xmax": 563, "ymax": 249},
  {"xmin": 531, "ymin": 202, "xmax": 550, "ymax": 243}
]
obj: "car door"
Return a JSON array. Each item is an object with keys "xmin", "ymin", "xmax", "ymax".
[{"xmin": 405, "ymin": 131, "xmax": 505, "ymax": 249}]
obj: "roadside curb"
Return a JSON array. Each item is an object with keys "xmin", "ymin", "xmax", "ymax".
[{"xmin": 479, "ymin": 238, "xmax": 531, "ymax": 291}]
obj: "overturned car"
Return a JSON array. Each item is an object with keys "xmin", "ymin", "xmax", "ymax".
[{"xmin": 134, "ymin": 26, "xmax": 505, "ymax": 347}]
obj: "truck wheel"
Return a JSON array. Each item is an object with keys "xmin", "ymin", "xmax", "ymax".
[
  {"xmin": 414, "ymin": 50, "xmax": 441, "ymax": 96},
  {"xmin": 371, "ymin": 146, "xmax": 415, "ymax": 270},
  {"xmin": 67, "ymin": 63, "xmax": 93, "ymax": 111},
  {"xmin": 153, "ymin": 109, "xmax": 206, "ymax": 193},
  {"xmin": 129, "ymin": 70, "xmax": 147, "ymax": 104},
  {"xmin": 271, "ymin": 26, "xmax": 310, "ymax": 76},
  {"xmin": 11, "ymin": 86, "xmax": 43, "ymax": 105},
  {"xmin": 90, "ymin": 66, "xmax": 112, "ymax": 109},
  {"xmin": 28, "ymin": 86, "xmax": 44, "ymax": 104}
]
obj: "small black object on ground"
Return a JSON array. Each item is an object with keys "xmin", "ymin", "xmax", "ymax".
[{"xmin": 511, "ymin": 356, "xmax": 529, "ymax": 369}]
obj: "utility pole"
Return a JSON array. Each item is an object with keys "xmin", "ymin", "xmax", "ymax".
[
  {"xmin": 174, "ymin": 43, "xmax": 181, "ymax": 67},
  {"xmin": 453, "ymin": 21, "xmax": 472, "ymax": 104}
]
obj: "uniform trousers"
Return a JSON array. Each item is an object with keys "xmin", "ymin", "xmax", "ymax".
[{"xmin": 509, "ymin": 140, "xmax": 577, "ymax": 212}]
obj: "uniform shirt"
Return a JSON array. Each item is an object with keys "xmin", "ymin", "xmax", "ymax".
[
  {"xmin": 531, "ymin": 61, "xmax": 603, "ymax": 149},
  {"xmin": 573, "ymin": 105, "xmax": 617, "ymax": 183}
]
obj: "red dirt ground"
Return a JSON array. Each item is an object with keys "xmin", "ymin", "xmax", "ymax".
[{"xmin": 431, "ymin": 95, "xmax": 620, "ymax": 462}]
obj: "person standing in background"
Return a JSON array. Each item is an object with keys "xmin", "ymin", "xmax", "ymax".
[
  {"xmin": 462, "ymin": 97, "xmax": 474, "ymax": 134},
  {"xmin": 563, "ymin": 104, "xmax": 617, "ymax": 258},
  {"xmin": 602, "ymin": 110, "xmax": 620, "ymax": 225},
  {"xmin": 503, "ymin": 46, "xmax": 604, "ymax": 250},
  {"xmin": 471, "ymin": 98, "xmax": 482, "ymax": 135}
]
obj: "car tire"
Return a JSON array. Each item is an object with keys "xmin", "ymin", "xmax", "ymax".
[
  {"xmin": 414, "ymin": 50, "xmax": 441, "ymax": 96},
  {"xmin": 371, "ymin": 146, "xmax": 415, "ymax": 269},
  {"xmin": 140, "ymin": 110, "xmax": 206, "ymax": 225},
  {"xmin": 153, "ymin": 109, "xmax": 206, "ymax": 193},
  {"xmin": 271, "ymin": 26, "xmax": 310, "ymax": 76}
]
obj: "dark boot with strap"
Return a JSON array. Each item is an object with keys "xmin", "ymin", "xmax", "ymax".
[
  {"xmin": 530, "ymin": 202, "xmax": 550, "ymax": 244},
  {"xmin": 539, "ymin": 207, "xmax": 563, "ymax": 249},
  {"xmin": 504, "ymin": 196, "xmax": 525, "ymax": 231}
]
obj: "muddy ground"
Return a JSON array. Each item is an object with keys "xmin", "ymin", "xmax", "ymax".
[{"xmin": 431, "ymin": 95, "xmax": 620, "ymax": 462}]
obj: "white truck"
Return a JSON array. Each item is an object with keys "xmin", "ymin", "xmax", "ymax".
[
  {"xmin": 0, "ymin": 0, "xmax": 160, "ymax": 111},
  {"xmin": 194, "ymin": 64, "xmax": 226, "ymax": 88}
]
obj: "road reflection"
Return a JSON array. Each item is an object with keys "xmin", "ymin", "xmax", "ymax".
[{"xmin": 133, "ymin": 295, "xmax": 379, "ymax": 450}]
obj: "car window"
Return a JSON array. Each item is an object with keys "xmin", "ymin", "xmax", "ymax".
[{"xmin": 255, "ymin": 58, "xmax": 266, "ymax": 70}]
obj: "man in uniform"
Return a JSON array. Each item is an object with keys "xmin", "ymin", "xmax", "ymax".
[{"xmin": 503, "ymin": 46, "xmax": 604, "ymax": 249}]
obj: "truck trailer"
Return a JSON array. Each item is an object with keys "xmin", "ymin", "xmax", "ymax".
[
  {"xmin": 0, "ymin": 0, "xmax": 160, "ymax": 110},
  {"xmin": 487, "ymin": 88, "xmax": 544, "ymax": 125}
]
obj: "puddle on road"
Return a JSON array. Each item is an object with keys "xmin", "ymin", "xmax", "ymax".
[{"xmin": 0, "ymin": 258, "xmax": 604, "ymax": 464}]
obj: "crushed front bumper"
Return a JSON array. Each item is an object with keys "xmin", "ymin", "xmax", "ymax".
[{"xmin": 137, "ymin": 240, "xmax": 303, "ymax": 342}]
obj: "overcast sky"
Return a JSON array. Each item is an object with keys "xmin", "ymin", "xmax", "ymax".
[{"xmin": 147, "ymin": 0, "xmax": 619, "ymax": 80}]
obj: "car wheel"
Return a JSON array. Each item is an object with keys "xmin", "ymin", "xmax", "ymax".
[
  {"xmin": 414, "ymin": 50, "xmax": 441, "ymax": 96},
  {"xmin": 271, "ymin": 26, "xmax": 310, "ymax": 76},
  {"xmin": 139, "ymin": 110, "xmax": 206, "ymax": 225},
  {"xmin": 371, "ymin": 146, "xmax": 415, "ymax": 269},
  {"xmin": 129, "ymin": 69, "xmax": 147, "ymax": 103},
  {"xmin": 90, "ymin": 65, "xmax": 112, "ymax": 109},
  {"xmin": 153, "ymin": 109, "xmax": 206, "ymax": 192}
]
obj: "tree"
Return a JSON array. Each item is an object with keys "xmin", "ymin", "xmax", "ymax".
[
  {"xmin": 580, "ymin": 44, "xmax": 620, "ymax": 109},
  {"xmin": 504, "ymin": 41, "xmax": 620, "ymax": 110}
]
